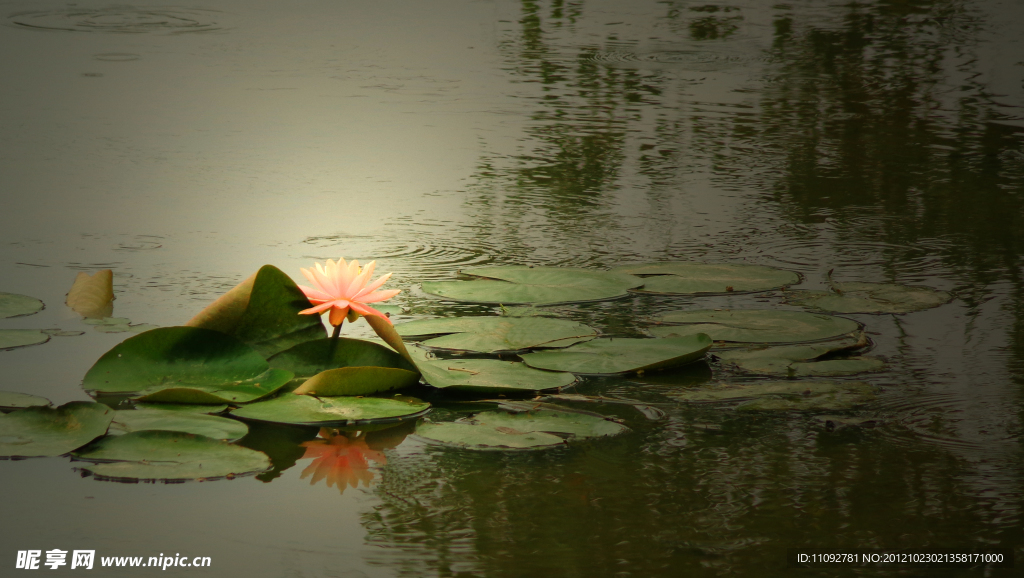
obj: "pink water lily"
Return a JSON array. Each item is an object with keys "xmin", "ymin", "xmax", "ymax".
[{"xmin": 297, "ymin": 258, "xmax": 400, "ymax": 326}]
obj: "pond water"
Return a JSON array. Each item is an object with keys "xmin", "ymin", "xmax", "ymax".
[{"xmin": 2, "ymin": 0, "xmax": 1023, "ymax": 576}]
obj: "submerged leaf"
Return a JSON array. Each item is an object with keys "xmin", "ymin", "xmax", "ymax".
[
  {"xmin": 0, "ymin": 391, "xmax": 52, "ymax": 411},
  {"xmin": 0, "ymin": 292, "xmax": 44, "ymax": 319},
  {"xmin": 0, "ymin": 401, "xmax": 113, "ymax": 458},
  {"xmin": 65, "ymin": 269, "xmax": 114, "ymax": 318},
  {"xmin": 110, "ymin": 409, "xmax": 249, "ymax": 441},
  {"xmin": 293, "ymin": 367, "xmax": 421, "ymax": 396},
  {"xmin": 786, "ymin": 282, "xmax": 951, "ymax": 314},
  {"xmin": 669, "ymin": 379, "xmax": 876, "ymax": 411},
  {"xmin": 612, "ymin": 262, "xmax": 799, "ymax": 294},
  {"xmin": 74, "ymin": 430, "xmax": 270, "ymax": 482},
  {"xmin": 395, "ymin": 316, "xmax": 597, "ymax": 353},
  {"xmin": 421, "ymin": 266, "xmax": 643, "ymax": 306},
  {"xmin": 716, "ymin": 334, "xmax": 884, "ymax": 376},
  {"xmin": 521, "ymin": 335, "xmax": 712, "ymax": 375},
  {"xmin": 650, "ymin": 309, "xmax": 860, "ymax": 344},
  {"xmin": 0, "ymin": 329, "xmax": 50, "ymax": 351},
  {"xmin": 414, "ymin": 408, "xmax": 628, "ymax": 450},
  {"xmin": 231, "ymin": 394, "xmax": 430, "ymax": 426}
]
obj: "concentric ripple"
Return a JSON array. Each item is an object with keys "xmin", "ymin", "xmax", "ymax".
[{"xmin": 7, "ymin": 6, "xmax": 226, "ymax": 34}]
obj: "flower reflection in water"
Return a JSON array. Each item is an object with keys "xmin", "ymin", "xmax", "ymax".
[{"xmin": 298, "ymin": 428, "xmax": 387, "ymax": 494}]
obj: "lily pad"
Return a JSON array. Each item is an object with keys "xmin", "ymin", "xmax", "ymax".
[
  {"xmin": 0, "ymin": 292, "xmax": 44, "ymax": 318},
  {"xmin": 82, "ymin": 326, "xmax": 293, "ymax": 401},
  {"xmin": 0, "ymin": 402, "xmax": 113, "ymax": 458},
  {"xmin": 269, "ymin": 337, "xmax": 418, "ymax": 378},
  {"xmin": 395, "ymin": 316, "xmax": 597, "ymax": 353},
  {"xmin": 649, "ymin": 310, "xmax": 860, "ymax": 344},
  {"xmin": 786, "ymin": 282, "xmax": 951, "ymax": 314},
  {"xmin": 0, "ymin": 391, "xmax": 52, "ymax": 411},
  {"xmin": 612, "ymin": 262, "xmax": 799, "ymax": 294},
  {"xmin": 110, "ymin": 409, "xmax": 249, "ymax": 441},
  {"xmin": 414, "ymin": 408, "xmax": 628, "ymax": 451},
  {"xmin": 499, "ymin": 306, "xmax": 561, "ymax": 318},
  {"xmin": 66, "ymin": 269, "xmax": 114, "ymax": 318},
  {"xmin": 521, "ymin": 335, "xmax": 712, "ymax": 375},
  {"xmin": 41, "ymin": 329, "xmax": 85, "ymax": 337},
  {"xmin": 416, "ymin": 358, "xmax": 577, "ymax": 393},
  {"xmin": 421, "ymin": 266, "xmax": 644, "ymax": 306},
  {"xmin": 669, "ymin": 379, "xmax": 875, "ymax": 411},
  {"xmin": 292, "ymin": 367, "xmax": 421, "ymax": 396},
  {"xmin": 231, "ymin": 394, "xmax": 430, "ymax": 426},
  {"xmin": 0, "ymin": 329, "xmax": 50, "ymax": 350},
  {"xmin": 134, "ymin": 403, "xmax": 229, "ymax": 414},
  {"xmin": 187, "ymin": 265, "xmax": 326, "ymax": 357},
  {"xmin": 74, "ymin": 430, "xmax": 270, "ymax": 482},
  {"xmin": 716, "ymin": 335, "xmax": 884, "ymax": 376}
]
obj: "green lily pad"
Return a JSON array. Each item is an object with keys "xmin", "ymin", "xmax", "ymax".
[
  {"xmin": 0, "ymin": 329, "xmax": 50, "ymax": 350},
  {"xmin": 41, "ymin": 329, "xmax": 85, "ymax": 337},
  {"xmin": 230, "ymin": 394, "xmax": 430, "ymax": 426},
  {"xmin": 0, "ymin": 292, "xmax": 44, "ymax": 319},
  {"xmin": 669, "ymin": 379, "xmax": 876, "ymax": 411},
  {"xmin": 421, "ymin": 266, "xmax": 644, "ymax": 306},
  {"xmin": 74, "ymin": 430, "xmax": 270, "ymax": 482},
  {"xmin": 0, "ymin": 402, "xmax": 113, "ymax": 458},
  {"xmin": 416, "ymin": 358, "xmax": 577, "ymax": 393},
  {"xmin": 110, "ymin": 409, "xmax": 249, "ymax": 441},
  {"xmin": 82, "ymin": 326, "xmax": 293, "ymax": 400},
  {"xmin": 786, "ymin": 282, "xmax": 951, "ymax": 314},
  {"xmin": 521, "ymin": 335, "xmax": 712, "ymax": 375},
  {"xmin": 0, "ymin": 391, "xmax": 52, "ymax": 411},
  {"xmin": 414, "ymin": 408, "xmax": 628, "ymax": 451},
  {"xmin": 395, "ymin": 316, "xmax": 598, "ymax": 353},
  {"xmin": 649, "ymin": 310, "xmax": 860, "ymax": 343},
  {"xmin": 716, "ymin": 335, "xmax": 884, "ymax": 376},
  {"xmin": 134, "ymin": 403, "xmax": 229, "ymax": 414},
  {"xmin": 292, "ymin": 367, "xmax": 421, "ymax": 396},
  {"xmin": 269, "ymin": 337, "xmax": 418, "ymax": 378},
  {"xmin": 612, "ymin": 262, "xmax": 800, "ymax": 294}
]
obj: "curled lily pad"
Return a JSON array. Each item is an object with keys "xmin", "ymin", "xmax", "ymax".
[
  {"xmin": 786, "ymin": 282, "xmax": 951, "ymax": 314},
  {"xmin": 0, "ymin": 329, "xmax": 50, "ymax": 351},
  {"xmin": 670, "ymin": 380, "xmax": 875, "ymax": 411},
  {"xmin": 0, "ymin": 391, "xmax": 52, "ymax": 411},
  {"xmin": 0, "ymin": 292, "xmax": 44, "ymax": 319},
  {"xmin": 395, "ymin": 316, "xmax": 597, "ymax": 353},
  {"xmin": 110, "ymin": 409, "xmax": 249, "ymax": 441},
  {"xmin": 82, "ymin": 326, "xmax": 293, "ymax": 401},
  {"xmin": 612, "ymin": 262, "xmax": 799, "ymax": 294},
  {"xmin": 521, "ymin": 335, "xmax": 712, "ymax": 375},
  {"xmin": 422, "ymin": 266, "xmax": 643, "ymax": 306},
  {"xmin": 293, "ymin": 367, "xmax": 421, "ymax": 396},
  {"xmin": 416, "ymin": 358, "xmax": 577, "ymax": 393},
  {"xmin": 269, "ymin": 337, "xmax": 418, "ymax": 378},
  {"xmin": 0, "ymin": 402, "xmax": 113, "ymax": 458},
  {"xmin": 414, "ymin": 408, "xmax": 628, "ymax": 451},
  {"xmin": 649, "ymin": 310, "xmax": 860, "ymax": 344},
  {"xmin": 231, "ymin": 394, "xmax": 430, "ymax": 426},
  {"xmin": 74, "ymin": 430, "xmax": 270, "ymax": 482},
  {"xmin": 66, "ymin": 269, "xmax": 114, "ymax": 318}
]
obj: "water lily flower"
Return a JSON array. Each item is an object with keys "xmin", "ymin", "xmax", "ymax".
[{"xmin": 297, "ymin": 258, "xmax": 400, "ymax": 326}]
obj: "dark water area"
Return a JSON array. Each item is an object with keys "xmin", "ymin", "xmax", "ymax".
[{"xmin": 1, "ymin": 0, "xmax": 1022, "ymax": 576}]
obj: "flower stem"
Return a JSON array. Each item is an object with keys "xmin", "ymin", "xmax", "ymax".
[
  {"xmin": 329, "ymin": 321, "xmax": 343, "ymax": 359},
  {"xmin": 332, "ymin": 323, "xmax": 342, "ymax": 339}
]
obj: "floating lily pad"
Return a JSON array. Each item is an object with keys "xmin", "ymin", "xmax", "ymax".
[
  {"xmin": 292, "ymin": 367, "xmax": 421, "ymax": 396},
  {"xmin": 74, "ymin": 430, "xmax": 270, "ymax": 482},
  {"xmin": 66, "ymin": 269, "xmax": 114, "ymax": 318},
  {"xmin": 521, "ymin": 335, "xmax": 712, "ymax": 375},
  {"xmin": 670, "ymin": 380, "xmax": 875, "ymax": 411},
  {"xmin": 231, "ymin": 394, "xmax": 430, "ymax": 426},
  {"xmin": 0, "ymin": 401, "xmax": 113, "ymax": 458},
  {"xmin": 269, "ymin": 337, "xmax": 418, "ymax": 378},
  {"xmin": 499, "ymin": 306, "xmax": 561, "ymax": 318},
  {"xmin": 716, "ymin": 335, "xmax": 884, "ymax": 376},
  {"xmin": 649, "ymin": 310, "xmax": 860, "ymax": 343},
  {"xmin": 134, "ymin": 403, "xmax": 229, "ymax": 414},
  {"xmin": 0, "ymin": 391, "xmax": 51, "ymax": 411},
  {"xmin": 611, "ymin": 262, "xmax": 799, "ymax": 294},
  {"xmin": 0, "ymin": 329, "xmax": 50, "ymax": 350},
  {"xmin": 0, "ymin": 292, "xmax": 44, "ymax": 319},
  {"xmin": 787, "ymin": 282, "xmax": 951, "ymax": 314},
  {"xmin": 395, "ymin": 317, "xmax": 597, "ymax": 353},
  {"xmin": 82, "ymin": 326, "xmax": 293, "ymax": 401},
  {"xmin": 187, "ymin": 265, "xmax": 326, "ymax": 357},
  {"xmin": 414, "ymin": 408, "xmax": 628, "ymax": 451},
  {"xmin": 422, "ymin": 266, "xmax": 643, "ymax": 306},
  {"xmin": 416, "ymin": 358, "xmax": 577, "ymax": 393},
  {"xmin": 41, "ymin": 329, "xmax": 85, "ymax": 337},
  {"xmin": 110, "ymin": 409, "xmax": 248, "ymax": 441}
]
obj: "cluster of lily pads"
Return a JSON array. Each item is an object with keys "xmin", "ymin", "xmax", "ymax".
[{"xmin": 0, "ymin": 260, "xmax": 950, "ymax": 483}]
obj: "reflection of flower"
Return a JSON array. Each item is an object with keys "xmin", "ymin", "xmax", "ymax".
[
  {"xmin": 299, "ymin": 429, "xmax": 387, "ymax": 494},
  {"xmin": 297, "ymin": 259, "xmax": 400, "ymax": 326}
]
